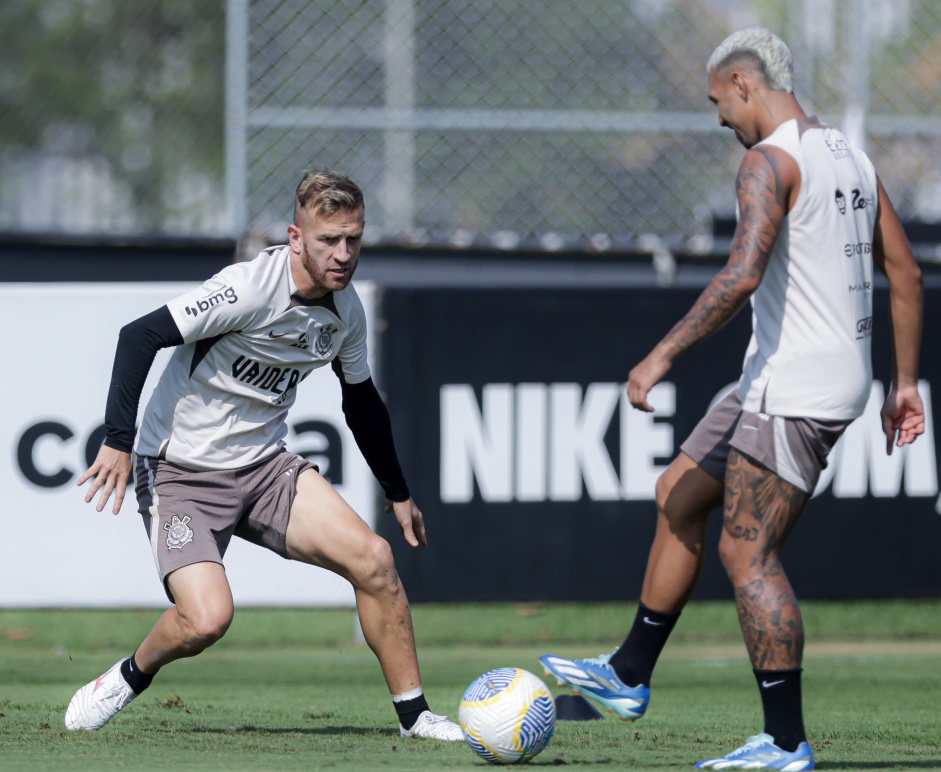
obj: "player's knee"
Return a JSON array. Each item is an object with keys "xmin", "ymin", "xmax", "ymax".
[
  {"xmin": 656, "ymin": 471, "xmax": 700, "ymax": 529},
  {"xmin": 179, "ymin": 604, "xmax": 233, "ymax": 650},
  {"xmin": 717, "ymin": 530, "xmax": 739, "ymax": 576},
  {"xmin": 655, "ymin": 472, "xmax": 675, "ymax": 517},
  {"xmin": 355, "ymin": 535, "xmax": 399, "ymax": 594},
  {"xmin": 717, "ymin": 530, "xmax": 765, "ymax": 583}
]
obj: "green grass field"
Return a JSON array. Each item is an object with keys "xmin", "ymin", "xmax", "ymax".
[{"xmin": 1, "ymin": 601, "xmax": 939, "ymax": 771}]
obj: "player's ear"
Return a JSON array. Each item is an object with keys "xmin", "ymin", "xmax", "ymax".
[{"xmin": 287, "ymin": 223, "xmax": 302, "ymax": 253}]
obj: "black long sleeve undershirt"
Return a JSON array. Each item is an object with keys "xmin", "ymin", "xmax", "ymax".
[
  {"xmin": 104, "ymin": 306, "xmax": 184, "ymax": 453},
  {"xmin": 338, "ymin": 376, "xmax": 411, "ymax": 502},
  {"xmin": 104, "ymin": 306, "xmax": 409, "ymax": 502}
]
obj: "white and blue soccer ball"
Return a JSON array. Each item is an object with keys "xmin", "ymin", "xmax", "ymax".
[{"xmin": 458, "ymin": 667, "xmax": 556, "ymax": 764}]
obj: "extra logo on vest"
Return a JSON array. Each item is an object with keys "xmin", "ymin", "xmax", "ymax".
[
  {"xmin": 856, "ymin": 316, "xmax": 873, "ymax": 339},
  {"xmin": 835, "ymin": 188, "xmax": 870, "ymax": 215}
]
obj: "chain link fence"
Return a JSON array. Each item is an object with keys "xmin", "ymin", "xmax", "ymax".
[
  {"xmin": 0, "ymin": 0, "xmax": 227, "ymax": 237},
  {"xmin": 3, "ymin": 0, "xmax": 941, "ymax": 255}
]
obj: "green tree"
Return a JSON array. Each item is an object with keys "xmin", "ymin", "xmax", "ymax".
[{"xmin": 0, "ymin": 0, "xmax": 225, "ymax": 234}]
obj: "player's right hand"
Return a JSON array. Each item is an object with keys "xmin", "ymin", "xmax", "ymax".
[
  {"xmin": 627, "ymin": 348, "xmax": 672, "ymax": 412},
  {"xmin": 77, "ymin": 445, "xmax": 132, "ymax": 515}
]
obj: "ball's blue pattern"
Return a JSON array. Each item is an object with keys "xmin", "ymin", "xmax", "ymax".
[
  {"xmin": 459, "ymin": 668, "xmax": 555, "ymax": 764},
  {"xmin": 517, "ymin": 692, "xmax": 555, "ymax": 757},
  {"xmin": 461, "ymin": 667, "xmax": 519, "ymax": 702},
  {"xmin": 463, "ymin": 730, "xmax": 497, "ymax": 762}
]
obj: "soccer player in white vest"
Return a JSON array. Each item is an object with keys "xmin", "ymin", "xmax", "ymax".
[
  {"xmin": 541, "ymin": 27, "xmax": 924, "ymax": 770},
  {"xmin": 64, "ymin": 169, "xmax": 462, "ymax": 742}
]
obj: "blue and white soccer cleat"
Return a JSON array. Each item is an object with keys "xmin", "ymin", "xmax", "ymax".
[
  {"xmin": 695, "ymin": 733, "xmax": 815, "ymax": 770},
  {"xmin": 539, "ymin": 652, "xmax": 649, "ymax": 721}
]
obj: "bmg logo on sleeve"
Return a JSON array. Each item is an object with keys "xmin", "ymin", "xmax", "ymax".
[{"xmin": 185, "ymin": 286, "xmax": 238, "ymax": 316}]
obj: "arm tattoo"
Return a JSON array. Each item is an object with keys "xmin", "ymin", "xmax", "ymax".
[
  {"xmin": 659, "ymin": 148, "xmax": 789, "ymax": 359},
  {"xmin": 731, "ymin": 147, "xmax": 788, "ymax": 279}
]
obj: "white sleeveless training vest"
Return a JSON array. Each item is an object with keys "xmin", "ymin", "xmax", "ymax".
[{"xmin": 738, "ymin": 118, "xmax": 878, "ymax": 420}]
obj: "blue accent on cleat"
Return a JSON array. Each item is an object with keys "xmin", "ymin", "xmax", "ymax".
[
  {"xmin": 538, "ymin": 652, "xmax": 649, "ymax": 721},
  {"xmin": 695, "ymin": 733, "xmax": 815, "ymax": 770}
]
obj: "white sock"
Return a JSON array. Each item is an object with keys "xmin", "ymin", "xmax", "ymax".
[{"xmin": 392, "ymin": 685, "xmax": 424, "ymax": 703}]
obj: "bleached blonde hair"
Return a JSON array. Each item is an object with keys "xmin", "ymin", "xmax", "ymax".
[{"xmin": 707, "ymin": 26, "xmax": 794, "ymax": 94}]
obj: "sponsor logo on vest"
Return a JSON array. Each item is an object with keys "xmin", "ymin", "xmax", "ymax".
[
  {"xmin": 856, "ymin": 316, "xmax": 873, "ymax": 338},
  {"xmin": 835, "ymin": 188, "xmax": 847, "ymax": 214},
  {"xmin": 852, "ymin": 188, "xmax": 870, "ymax": 210},
  {"xmin": 825, "ymin": 137, "xmax": 851, "ymax": 159},
  {"xmin": 844, "ymin": 242, "xmax": 871, "ymax": 257},
  {"xmin": 849, "ymin": 282, "xmax": 872, "ymax": 293}
]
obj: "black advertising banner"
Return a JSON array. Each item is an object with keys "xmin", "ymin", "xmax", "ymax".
[{"xmin": 377, "ymin": 284, "xmax": 941, "ymax": 601}]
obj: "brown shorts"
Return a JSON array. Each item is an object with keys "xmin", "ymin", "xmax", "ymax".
[
  {"xmin": 680, "ymin": 389, "xmax": 849, "ymax": 493},
  {"xmin": 134, "ymin": 449, "xmax": 317, "ymax": 601}
]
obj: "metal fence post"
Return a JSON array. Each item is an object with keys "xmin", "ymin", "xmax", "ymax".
[
  {"xmin": 382, "ymin": 0, "xmax": 416, "ymax": 239},
  {"xmin": 226, "ymin": 0, "xmax": 249, "ymax": 240}
]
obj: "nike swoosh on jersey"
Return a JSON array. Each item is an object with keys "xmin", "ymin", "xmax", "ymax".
[{"xmin": 268, "ymin": 331, "xmax": 289, "ymax": 338}]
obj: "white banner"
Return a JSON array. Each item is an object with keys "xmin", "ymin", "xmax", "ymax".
[{"xmin": 0, "ymin": 281, "xmax": 378, "ymax": 607}]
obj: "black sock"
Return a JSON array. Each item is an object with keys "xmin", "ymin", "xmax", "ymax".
[
  {"xmin": 120, "ymin": 653, "xmax": 156, "ymax": 695},
  {"xmin": 394, "ymin": 693, "xmax": 429, "ymax": 730},
  {"xmin": 608, "ymin": 603, "xmax": 679, "ymax": 687},
  {"xmin": 754, "ymin": 669, "xmax": 806, "ymax": 752}
]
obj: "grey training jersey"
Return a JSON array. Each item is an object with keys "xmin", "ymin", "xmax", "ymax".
[{"xmin": 136, "ymin": 245, "xmax": 370, "ymax": 470}]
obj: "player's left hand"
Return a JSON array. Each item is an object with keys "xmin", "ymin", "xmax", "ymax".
[
  {"xmin": 880, "ymin": 383, "xmax": 925, "ymax": 455},
  {"xmin": 386, "ymin": 497, "xmax": 428, "ymax": 548}
]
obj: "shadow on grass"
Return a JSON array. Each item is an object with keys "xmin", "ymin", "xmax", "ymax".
[
  {"xmin": 817, "ymin": 763, "xmax": 941, "ymax": 770},
  {"xmin": 185, "ymin": 725, "xmax": 388, "ymax": 736},
  {"xmin": 164, "ymin": 727, "xmax": 630, "ymax": 765}
]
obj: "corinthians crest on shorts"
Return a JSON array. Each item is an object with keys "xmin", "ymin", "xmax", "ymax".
[{"xmin": 164, "ymin": 515, "xmax": 194, "ymax": 550}]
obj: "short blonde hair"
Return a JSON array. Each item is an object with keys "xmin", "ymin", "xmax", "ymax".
[
  {"xmin": 294, "ymin": 168, "xmax": 364, "ymax": 222},
  {"xmin": 707, "ymin": 26, "xmax": 794, "ymax": 94}
]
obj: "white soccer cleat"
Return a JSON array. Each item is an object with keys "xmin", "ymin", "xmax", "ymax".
[
  {"xmin": 399, "ymin": 710, "xmax": 464, "ymax": 741},
  {"xmin": 64, "ymin": 659, "xmax": 137, "ymax": 730}
]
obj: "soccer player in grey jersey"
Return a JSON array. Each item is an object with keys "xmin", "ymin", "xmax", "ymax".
[
  {"xmin": 541, "ymin": 27, "xmax": 924, "ymax": 770},
  {"xmin": 65, "ymin": 169, "xmax": 462, "ymax": 741}
]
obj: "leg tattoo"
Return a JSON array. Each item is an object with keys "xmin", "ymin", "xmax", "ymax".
[{"xmin": 722, "ymin": 450, "xmax": 810, "ymax": 670}]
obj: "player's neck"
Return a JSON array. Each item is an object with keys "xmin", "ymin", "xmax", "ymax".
[{"xmin": 756, "ymin": 92, "xmax": 807, "ymax": 142}]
